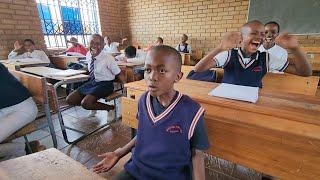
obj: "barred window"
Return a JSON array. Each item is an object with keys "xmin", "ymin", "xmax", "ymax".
[{"xmin": 36, "ymin": 0, "xmax": 101, "ymax": 48}]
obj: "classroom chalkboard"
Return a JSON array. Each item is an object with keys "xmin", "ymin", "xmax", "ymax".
[{"xmin": 248, "ymin": 0, "xmax": 320, "ymax": 34}]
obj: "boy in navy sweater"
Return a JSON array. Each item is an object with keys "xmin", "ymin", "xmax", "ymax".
[{"xmin": 93, "ymin": 45, "xmax": 209, "ymax": 180}]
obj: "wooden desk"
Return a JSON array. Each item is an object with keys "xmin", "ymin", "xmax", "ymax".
[
  {"xmin": 122, "ymin": 79, "xmax": 320, "ymax": 179},
  {"xmin": 117, "ymin": 61, "xmax": 144, "ymax": 82},
  {"xmin": 50, "ymin": 55, "xmax": 85, "ymax": 70},
  {"xmin": 20, "ymin": 67, "xmax": 91, "ymax": 144},
  {"xmin": 0, "ymin": 148, "xmax": 104, "ymax": 180},
  {"xmin": 180, "ymin": 53, "xmax": 191, "ymax": 65},
  {"xmin": 0, "ymin": 60, "xmax": 49, "ymax": 70}
]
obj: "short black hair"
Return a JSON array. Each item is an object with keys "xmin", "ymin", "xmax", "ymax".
[
  {"xmin": 157, "ymin": 37, "xmax": 163, "ymax": 43},
  {"xmin": 125, "ymin": 46, "xmax": 137, "ymax": 58},
  {"xmin": 151, "ymin": 45, "xmax": 182, "ymax": 72},
  {"xmin": 265, "ymin": 21, "xmax": 280, "ymax": 33},
  {"xmin": 24, "ymin": 39, "xmax": 35, "ymax": 45}
]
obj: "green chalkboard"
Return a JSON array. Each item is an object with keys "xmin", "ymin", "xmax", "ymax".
[{"xmin": 248, "ymin": 0, "xmax": 320, "ymax": 34}]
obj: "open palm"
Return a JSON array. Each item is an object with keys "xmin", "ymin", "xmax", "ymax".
[
  {"xmin": 275, "ymin": 32, "xmax": 299, "ymax": 50},
  {"xmin": 93, "ymin": 152, "xmax": 119, "ymax": 173},
  {"xmin": 219, "ymin": 32, "xmax": 241, "ymax": 50}
]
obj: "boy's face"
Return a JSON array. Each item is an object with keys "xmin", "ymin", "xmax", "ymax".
[
  {"xmin": 264, "ymin": 23, "xmax": 279, "ymax": 46},
  {"xmin": 24, "ymin": 41, "xmax": 35, "ymax": 52},
  {"xmin": 89, "ymin": 36, "xmax": 103, "ymax": 57},
  {"xmin": 241, "ymin": 23, "xmax": 265, "ymax": 55},
  {"xmin": 144, "ymin": 51, "xmax": 182, "ymax": 97},
  {"xmin": 105, "ymin": 37, "xmax": 111, "ymax": 45},
  {"xmin": 181, "ymin": 35, "xmax": 187, "ymax": 43}
]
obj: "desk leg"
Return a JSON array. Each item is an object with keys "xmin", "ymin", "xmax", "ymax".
[
  {"xmin": 53, "ymin": 81, "xmax": 72, "ymax": 144},
  {"xmin": 53, "ymin": 79, "xmax": 113, "ymax": 145}
]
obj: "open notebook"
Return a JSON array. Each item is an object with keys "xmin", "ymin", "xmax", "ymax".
[{"xmin": 208, "ymin": 83, "xmax": 259, "ymax": 103}]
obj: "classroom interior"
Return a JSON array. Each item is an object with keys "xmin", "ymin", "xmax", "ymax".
[{"xmin": 0, "ymin": 0, "xmax": 320, "ymax": 179}]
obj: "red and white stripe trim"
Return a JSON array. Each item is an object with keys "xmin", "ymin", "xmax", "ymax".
[
  {"xmin": 188, "ymin": 107, "xmax": 205, "ymax": 140},
  {"xmin": 146, "ymin": 91, "xmax": 183, "ymax": 123}
]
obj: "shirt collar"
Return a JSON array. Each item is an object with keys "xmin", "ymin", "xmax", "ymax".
[{"xmin": 237, "ymin": 48, "xmax": 259, "ymax": 61}]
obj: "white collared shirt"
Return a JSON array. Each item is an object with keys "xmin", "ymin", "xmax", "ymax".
[
  {"xmin": 86, "ymin": 51, "xmax": 121, "ymax": 82},
  {"xmin": 175, "ymin": 44, "xmax": 192, "ymax": 53},
  {"xmin": 214, "ymin": 48, "xmax": 289, "ymax": 71},
  {"xmin": 103, "ymin": 42, "xmax": 120, "ymax": 53},
  {"xmin": 258, "ymin": 44, "xmax": 289, "ymax": 72},
  {"xmin": 8, "ymin": 50, "xmax": 50, "ymax": 63}
]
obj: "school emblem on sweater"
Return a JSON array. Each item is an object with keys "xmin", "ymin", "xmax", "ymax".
[
  {"xmin": 166, "ymin": 125, "xmax": 182, "ymax": 134},
  {"xmin": 252, "ymin": 66, "xmax": 262, "ymax": 72}
]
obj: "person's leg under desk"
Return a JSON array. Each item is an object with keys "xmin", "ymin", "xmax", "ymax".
[
  {"xmin": 66, "ymin": 90, "xmax": 84, "ymax": 106},
  {"xmin": 0, "ymin": 97, "xmax": 38, "ymax": 159},
  {"xmin": 81, "ymin": 95, "xmax": 114, "ymax": 111},
  {"xmin": 0, "ymin": 97, "xmax": 37, "ymax": 142}
]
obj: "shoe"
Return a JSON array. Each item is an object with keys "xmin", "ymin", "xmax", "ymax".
[
  {"xmin": 88, "ymin": 110, "xmax": 97, "ymax": 117},
  {"xmin": 107, "ymin": 109, "xmax": 116, "ymax": 121},
  {"xmin": 27, "ymin": 140, "xmax": 46, "ymax": 154}
]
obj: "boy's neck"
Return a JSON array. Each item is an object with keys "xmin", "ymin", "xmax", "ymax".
[
  {"xmin": 180, "ymin": 42, "xmax": 187, "ymax": 46},
  {"xmin": 240, "ymin": 48, "xmax": 252, "ymax": 58},
  {"xmin": 156, "ymin": 89, "xmax": 176, "ymax": 107},
  {"xmin": 263, "ymin": 42, "xmax": 275, "ymax": 50}
]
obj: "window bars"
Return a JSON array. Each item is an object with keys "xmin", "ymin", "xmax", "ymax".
[{"xmin": 36, "ymin": 0, "xmax": 101, "ymax": 48}]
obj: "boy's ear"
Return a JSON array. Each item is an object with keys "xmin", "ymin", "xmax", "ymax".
[{"xmin": 175, "ymin": 72, "xmax": 183, "ymax": 82}]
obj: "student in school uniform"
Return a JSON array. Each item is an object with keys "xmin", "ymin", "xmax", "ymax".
[
  {"xmin": 175, "ymin": 34, "xmax": 192, "ymax": 54},
  {"xmin": 66, "ymin": 34, "xmax": 123, "ymax": 112},
  {"xmin": 115, "ymin": 46, "xmax": 146, "ymax": 64},
  {"xmin": 104, "ymin": 36, "xmax": 127, "ymax": 53},
  {"xmin": 258, "ymin": 21, "xmax": 311, "ymax": 75},
  {"xmin": 57, "ymin": 37, "xmax": 88, "ymax": 56},
  {"xmin": 194, "ymin": 20, "xmax": 312, "ymax": 88},
  {"xmin": 0, "ymin": 63, "xmax": 45, "ymax": 160},
  {"xmin": 144, "ymin": 37, "xmax": 164, "ymax": 51},
  {"xmin": 8, "ymin": 39, "xmax": 50, "ymax": 63},
  {"xmin": 93, "ymin": 45, "xmax": 209, "ymax": 180}
]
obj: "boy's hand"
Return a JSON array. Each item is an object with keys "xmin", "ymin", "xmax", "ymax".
[
  {"xmin": 219, "ymin": 32, "xmax": 241, "ymax": 51},
  {"xmin": 93, "ymin": 151, "xmax": 120, "ymax": 173},
  {"xmin": 275, "ymin": 32, "xmax": 299, "ymax": 50},
  {"xmin": 13, "ymin": 41, "xmax": 23, "ymax": 51}
]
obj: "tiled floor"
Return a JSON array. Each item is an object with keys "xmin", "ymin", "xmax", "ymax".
[{"xmin": 6, "ymin": 103, "xmax": 264, "ymax": 180}]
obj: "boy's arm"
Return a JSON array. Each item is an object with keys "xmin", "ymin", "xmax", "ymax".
[
  {"xmin": 192, "ymin": 149, "xmax": 206, "ymax": 180},
  {"xmin": 276, "ymin": 32, "xmax": 312, "ymax": 76},
  {"xmin": 93, "ymin": 136, "xmax": 136, "ymax": 173},
  {"xmin": 194, "ymin": 32, "xmax": 241, "ymax": 72}
]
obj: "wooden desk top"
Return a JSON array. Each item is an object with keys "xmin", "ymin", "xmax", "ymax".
[
  {"xmin": 20, "ymin": 67, "xmax": 89, "ymax": 81},
  {"xmin": 51, "ymin": 55, "xmax": 85, "ymax": 59},
  {"xmin": 117, "ymin": 61, "xmax": 144, "ymax": 67},
  {"xmin": 0, "ymin": 148, "xmax": 104, "ymax": 180},
  {"xmin": 125, "ymin": 79, "xmax": 320, "ymax": 140}
]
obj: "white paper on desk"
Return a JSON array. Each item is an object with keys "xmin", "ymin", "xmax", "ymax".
[
  {"xmin": 65, "ymin": 52, "xmax": 85, "ymax": 57},
  {"xmin": 47, "ymin": 69, "xmax": 85, "ymax": 77},
  {"xmin": 8, "ymin": 58, "xmax": 43, "ymax": 63},
  {"xmin": 208, "ymin": 83, "xmax": 259, "ymax": 103}
]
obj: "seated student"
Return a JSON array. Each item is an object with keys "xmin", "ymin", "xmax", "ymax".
[
  {"xmin": 115, "ymin": 46, "xmax": 145, "ymax": 64},
  {"xmin": 194, "ymin": 20, "xmax": 312, "ymax": 88},
  {"xmin": 104, "ymin": 36, "xmax": 127, "ymax": 53},
  {"xmin": 57, "ymin": 37, "xmax": 87, "ymax": 56},
  {"xmin": 66, "ymin": 34, "xmax": 124, "ymax": 112},
  {"xmin": 0, "ymin": 63, "xmax": 45, "ymax": 160},
  {"xmin": 144, "ymin": 37, "xmax": 164, "ymax": 51},
  {"xmin": 258, "ymin": 21, "xmax": 311, "ymax": 76},
  {"xmin": 175, "ymin": 34, "xmax": 192, "ymax": 54},
  {"xmin": 93, "ymin": 45, "xmax": 209, "ymax": 180},
  {"xmin": 8, "ymin": 39, "xmax": 50, "ymax": 63}
]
